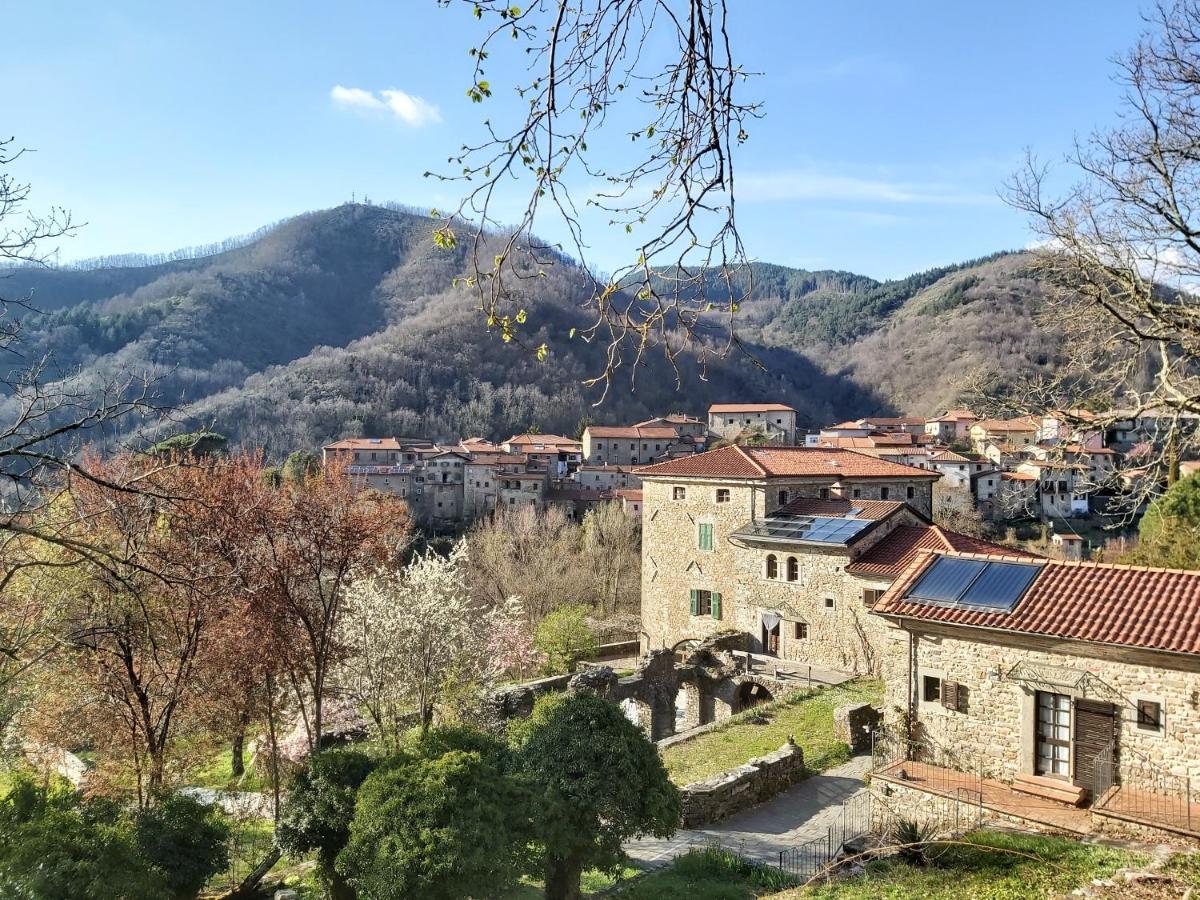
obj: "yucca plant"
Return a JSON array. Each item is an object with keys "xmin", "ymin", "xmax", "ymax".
[{"xmin": 891, "ymin": 817, "xmax": 941, "ymax": 867}]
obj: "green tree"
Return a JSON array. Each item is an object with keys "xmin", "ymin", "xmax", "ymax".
[
  {"xmin": 133, "ymin": 794, "xmax": 230, "ymax": 899},
  {"xmin": 1140, "ymin": 474, "xmax": 1200, "ymax": 545},
  {"xmin": 281, "ymin": 449, "xmax": 320, "ymax": 483},
  {"xmin": 0, "ymin": 778, "xmax": 166, "ymax": 900},
  {"xmin": 533, "ymin": 605, "xmax": 596, "ymax": 675},
  {"xmin": 337, "ymin": 728, "xmax": 529, "ymax": 900},
  {"xmin": 277, "ymin": 749, "xmax": 378, "ymax": 900},
  {"xmin": 147, "ymin": 431, "xmax": 228, "ymax": 457},
  {"xmin": 511, "ymin": 693, "xmax": 681, "ymax": 900}
]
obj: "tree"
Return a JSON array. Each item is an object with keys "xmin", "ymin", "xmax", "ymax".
[
  {"xmin": 1126, "ymin": 473, "xmax": 1200, "ymax": 567},
  {"xmin": 281, "ymin": 449, "xmax": 320, "ymax": 483},
  {"xmin": 580, "ymin": 501, "xmax": 641, "ymax": 616},
  {"xmin": 277, "ymin": 749, "xmax": 378, "ymax": 900},
  {"xmin": 533, "ymin": 605, "xmax": 596, "ymax": 676},
  {"xmin": 133, "ymin": 794, "xmax": 231, "ymax": 899},
  {"xmin": 931, "ymin": 482, "xmax": 989, "ymax": 539},
  {"xmin": 511, "ymin": 693, "xmax": 681, "ymax": 900},
  {"xmin": 433, "ymin": 1, "xmax": 758, "ymax": 398},
  {"xmin": 336, "ymin": 729, "xmax": 529, "ymax": 900},
  {"xmin": 1004, "ymin": 1, "xmax": 1200, "ymax": 508},
  {"xmin": 339, "ymin": 541, "xmax": 504, "ymax": 740}
]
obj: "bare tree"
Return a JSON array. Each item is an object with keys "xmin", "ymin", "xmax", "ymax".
[
  {"xmin": 432, "ymin": 1, "xmax": 760, "ymax": 399},
  {"xmin": 1004, "ymin": 1, "xmax": 1200, "ymax": 509}
]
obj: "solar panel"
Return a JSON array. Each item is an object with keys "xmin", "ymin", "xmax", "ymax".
[
  {"xmin": 908, "ymin": 557, "xmax": 987, "ymax": 602},
  {"xmin": 958, "ymin": 561, "xmax": 1039, "ymax": 611},
  {"xmin": 734, "ymin": 514, "xmax": 874, "ymax": 545}
]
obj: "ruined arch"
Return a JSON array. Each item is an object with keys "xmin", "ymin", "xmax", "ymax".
[{"xmin": 733, "ymin": 677, "xmax": 775, "ymax": 713}]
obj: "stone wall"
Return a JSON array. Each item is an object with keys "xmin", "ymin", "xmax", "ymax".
[
  {"xmin": 886, "ymin": 624, "xmax": 1200, "ymax": 787},
  {"xmin": 834, "ymin": 703, "xmax": 883, "ymax": 753},
  {"xmin": 678, "ymin": 741, "xmax": 805, "ymax": 827}
]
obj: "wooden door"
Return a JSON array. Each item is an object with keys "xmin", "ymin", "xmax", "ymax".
[
  {"xmin": 1073, "ymin": 698, "xmax": 1118, "ymax": 793},
  {"xmin": 1035, "ymin": 691, "xmax": 1071, "ymax": 778}
]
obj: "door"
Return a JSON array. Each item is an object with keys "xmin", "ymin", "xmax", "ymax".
[
  {"xmin": 1035, "ymin": 691, "xmax": 1072, "ymax": 778},
  {"xmin": 1073, "ymin": 698, "xmax": 1118, "ymax": 794},
  {"xmin": 761, "ymin": 620, "xmax": 780, "ymax": 656}
]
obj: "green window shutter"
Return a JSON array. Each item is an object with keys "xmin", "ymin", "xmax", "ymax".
[
  {"xmin": 699, "ymin": 522, "xmax": 713, "ymax": 551},
  {"xmin": 711, "ymin": 592, "xmax": 722, "ymax": 620},
  {"xmin": 689, "ymin": 589, "xmax": 699, "ymax": 616}
]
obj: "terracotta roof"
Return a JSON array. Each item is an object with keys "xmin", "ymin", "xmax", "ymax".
[
  {"xmin": 577, "ymin": 464, "xmax": 636, "ymax": 473},
  {"xmin": 974, "ymin": 417, "xmax": 1039, "ymax": 432},
  {"xmin": 777, "ymin": 497, "xmax": 908, "ymax": 521},
  {"xmin": 930, "ymin": 409, "xmax": 978, "ymax": 422},
  {"xmin": 847, "ymin": 526, "xmax": 1038, "ymax": 578},
  {"xmin": 636, "ymin": 445, "xmax": 940, "ymax": 480},
  {"xmin": 929, "ymin": 450, "xmax": 972, "ymax": 464},
  {"xmin": 1002, "ymin": 471, "xmax": 1037, "ymax": 482},
  {"xmin": 503, "ymin": 433, "xmax": 580, "ymax": 447},
  {"xmin": 585, "ymin": 425, "xmax": 679, "ymax": 440},
  {"xmin": 614, "ymin": 489, "xmax": 644, "ymax": 501},
  {"xmin": 323, "ymin": 437, "xmax": 434, "ymax": 451},
  {"xmin": 709, "ymin": 403, "xmax": 796, "ymax": 413},
  {"xmin": 636, "ymin": 415, "xmax": 703, "ymax": 427},
  {"xmin": 875, "ymin": 550, "xmax": 1200, "ymax": 656}
]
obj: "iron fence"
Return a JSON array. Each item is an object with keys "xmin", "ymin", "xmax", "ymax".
[
  {"xmin": 870, "ymin": 726, "xmax": 984, "ymax": 798},
  {"xmin": 1092, "ymin": 741, "xmax": 1196, "ymax": 834},
  {"xmin": 777, "ymin": 791, "xmax": 873, "ymax": 881}
]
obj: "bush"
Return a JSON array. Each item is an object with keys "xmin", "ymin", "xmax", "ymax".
[
  {"xmin": 277, "ymin": 749, "xmax": 378, "ymax": 899},
  {"xmin": 134, "ymin": 793, "xmax": 230, "ymax": 898},
  {"xmin": 533, "ymin": 604, "xmax": 596, "ymax": 675},
  {"xmin": 336, "ymin": 730, "xmax": 528, "ymax": 900},
  {"xmin": 892, "ymin": 817, "xmax": 942, "ymax": 867},
  {"xmin": 0, "ymin": 778, "xmax": 166, "ymax": 900}
]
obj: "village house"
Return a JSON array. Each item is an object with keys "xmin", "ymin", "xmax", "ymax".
[
  {"xmin": 925, "ymin": 409, "xmax": 979, "ymax": 443},
  {"xmin": 463, "ymin": 452, "xmax": 530, "ymax": 519},
  {"xmin": 970, "ymin": 417, "xmax": 1040, "ymax": 454},
  {"xmin": 636, "ymin": 445, "xmax": 961, "ymax": 672},
  {"xmin": 993, "ymin": 470, "xmax": 1039, "ymax": 519},
  {"xmin": 637, "ymin": 413, "xmax": 708, "ymax": 444},
  {"xmin": 927, "ymin": 450, "xmax": 993, "ymax": 488},
  {"xmin": 873, "ymin": 550, "xmax": 1200, "ymax": 840},
  {"xmin": 321, "ymin": 436, "xmax": 434, "ymax": 466},
  {"xmin": 1015, "ymin": 460, "xmax": 1088, "ymax": 519},
  {"xmin": 576, "ymin": 464, "xmax": 642, "ymax": 493},
  {"xmin": 614, "ymin": 488, "xmax": 643, "ymax": 517},
  {"xmin": 582, "ymin": 424, "xmax": 681, "ymax": 467},
  {"xmin": 499, "ymin": 433, "xmax": 582, "ymax": 475},
  {"xmin": 707, "ymin": 403, "xmax": 798, "ymax": 445}
]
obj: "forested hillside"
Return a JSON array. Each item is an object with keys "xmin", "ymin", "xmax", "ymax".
[{"xmin": 1, "ymin": 204, "xmax": 1079, "ymax": 452}]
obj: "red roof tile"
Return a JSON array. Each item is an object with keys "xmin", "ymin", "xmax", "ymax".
[
  {"xmin": 875, "ymin": 550, "xmax": 1200, "ymax": 656},
  {"xmin": 847, "ymin": 526, "xmax": 1039, "ymax": 578},
  {"xmin": 585, "ymin": 425, "xmax": 679, "ymax": 439},
  {"xmin": 709, "ymin": 403, "xmax": 796, "ymax": 413},
  {"xmin": 636, "ymin": 445, "xmax": 940, "ymax": 480},
  {"xmin": 778, "ymin": 497, "xmax": 908, "ymax": 521}
]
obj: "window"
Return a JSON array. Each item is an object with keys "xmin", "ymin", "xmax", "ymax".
[
  {"xmin": 765, "ymin": 554, "xmax": 778, "ymax": 579},
  {"xmin": 880, "ymin": 487, "xmax": 890, "ymax": 500},
  {"xmin": 673, "ymin": 486, "xmax": 687, "ymax": 501},
  {"xmin": 794, "ymin": 622, "xmax": 808, "ymax": 640},
  {"xmin": 1137, "ymin": 700, "xmax": 1163, "ymax": 732},
  {"xmin": 922, "ymin": 675, "xmax": 942, "ymax": 704},
  {"xmin": 852, "ymin": 488, "xmax": 861, "ymax": 499},
  {"xmin": 907, "ymin": 485, "xmax": 915, "ymax": 499},
  {"xmin": 787, "ymin": 556, "xmax": 799, "ymax": 582},
  {"xmin": 689, "ymin": 589, "xmax": 721, "ymax": 619},
  {"xmin": 698, "ymin": 522, "xmax": 714, "ymax": 551},
  {"xmin": 824, "ymin": 597, "xmax": 835, "ymax": 610},
  {"xmin": 716, "ymin": 488, "xmax": 731, "ymax": 503},
  {"xmin": 819, "ymin": 487, "xmax": 830, "ymax": 499},
  {"xmin": 777, "ymin": 489, "xmax": 789, "ymax": 506},
  {"xmin": 862, "ymin": 588, "xmax": 884, "ymax": 606}
]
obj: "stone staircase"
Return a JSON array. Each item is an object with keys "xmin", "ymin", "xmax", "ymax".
[{"xmin": 1011, "ymin": 772, "xmax": 1087, "ymax": 807}]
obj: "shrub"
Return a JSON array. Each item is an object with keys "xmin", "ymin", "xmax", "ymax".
[
  {"xmin": 533, "ymin": 604, "xmax": 596, "ymax": 675},
  {"xmin": 892, "ymin": 817, "xmax": 941, "ymax": 867},
  {"xmin": 134, "ymin": 793, "xmax": 231, "ymax": 898}
]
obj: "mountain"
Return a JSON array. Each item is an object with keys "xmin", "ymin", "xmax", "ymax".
[{"xmin": 1, "ymin": 204, "xmax": 1076, "ymax": 453}]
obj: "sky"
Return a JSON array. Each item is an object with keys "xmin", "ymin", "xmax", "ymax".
[{"xmin": 3, "ymin": 1, "xmax": 1151, "ymax": 280}]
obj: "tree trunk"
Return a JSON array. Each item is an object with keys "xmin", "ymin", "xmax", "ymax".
[
  {"xmin": 544, "ymin": 853, "xmax": 584, "ymax": 900},
  {"xmin": 230, "ymin": 726, "xmax": 246, "ymax": 778}
]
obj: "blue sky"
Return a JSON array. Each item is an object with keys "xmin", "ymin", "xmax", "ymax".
[{"xmin": 4, "ymin": 1, "xmax": 1149, "ymax": 280}]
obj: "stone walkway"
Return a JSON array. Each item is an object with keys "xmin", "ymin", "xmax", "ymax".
[{"xmin": 625, "ymin": 754, "xmax": 872, "ymax": 867}]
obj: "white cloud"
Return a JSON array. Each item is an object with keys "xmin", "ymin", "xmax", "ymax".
[
  {"xmin": 738, "ymin": 169, "xmax": 997, "ymax": 206},
  {"xmin": 330, "ymin": 85, "xmax": 442, "ymax": 128}
]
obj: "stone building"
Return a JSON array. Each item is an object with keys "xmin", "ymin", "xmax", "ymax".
[
  {"xmin": 873, "ymin": 550, "xmax": 1200, "ymax": 836},
  {"xmin": 499, "ymin": 434, "xmax": 582, "ymax": 476},
  {"xmin": 463, "ymin": 453, "xmax": 529, "ymax": 519},
  {"xmin": 707, "ymin": 403, "xmax": 798, "ymax": 445},
  {"xmin": 637, "ymin": 445, "xmax": 980, "ymax": 672},
  {"xmin": 582, "ymin": 425, "xmax": 681, "ymax": 467},
  {"xmin": 576, "ymin": 464, "xmax": 642, "ymax": 493},
  {"xmin": 637, "ymin": 414, "xmax": 708, "ymax": 443}
]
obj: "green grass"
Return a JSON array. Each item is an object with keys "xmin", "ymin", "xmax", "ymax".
[
  {"xmin": 499, "ymin": 865, "xmax": 642, "ymax": 898},
  {"xmin": 186, "ymin": 746, "xmax": 268, "ymax": 792},
  {"xmin": 1163, "ymin": 852, "xmax": 1200, "ymax": 887},
  {"xmin": 609, "ymin": 846, "xmax": 797, "ymax": 900},
  {"xmin": 768, "ymin": 831, "xmax": 1141, "ymax": 899},
  {"xmin": 662, "ymin": 680, "xmax": 884, "ymax": 786}
]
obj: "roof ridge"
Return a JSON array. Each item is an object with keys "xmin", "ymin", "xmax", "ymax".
[{"xmin": 733, "ymin": 443, "xmax": 769, "ymax": 476}]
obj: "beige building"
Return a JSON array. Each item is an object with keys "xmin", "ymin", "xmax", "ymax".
[
  {"xmin": 636, "ymin": 445, "xmax": 947, "ymax": 669},
  {"xmin": 707, "ymin": 403, "xmax": 798, "ymax": 445},
  {"xmin": 637, "ymin": 414, "xmax": 708, "ymax": 443},
  {"xmin": 925, "ymin": 409, "xmax": 979, "ymax": 443},
  {"xmin": 582, "ymin": 425, "xmax": 680, "ymax": 467},
  {"xmin": 970, "ymin": 417, "xmax": 1040, "ymax": 454},
  {"xmin": 576, "ymin": 464, "xmax": 642, "ymax": 493},
  {"xmin": 874, "ymin": 551, "xmax": 1200, "ymax": 836},
  {"xmin": 499, "ymin": 434, "xmax": 582, "ymax": 475}
]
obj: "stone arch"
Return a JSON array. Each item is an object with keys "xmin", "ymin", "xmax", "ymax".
[
  {"xmin": 619, "ymin": 696, "xmax": 653, "ymax": 736},
  {"xmin": 732, "ymin": 676, "xmax": 775, "ymax": 713},
  {"xmin": 765, "ymin": 553, "xmax": 778, "ymax": 579},
  {"xmin": 674, "ymin": 681, "xmax": 702, "ymax": 732}
]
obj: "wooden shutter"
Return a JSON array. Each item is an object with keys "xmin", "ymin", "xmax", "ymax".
[
  {"xmin": 711, "ymin": 592, "xmax": 722, "ymax": 620},
  {"xmin": 689, "ymin": 589, "xmax": 699, "ymax": 616},
  {"xmin": 1073, "ymin": 699, "xmax": 1118, "ymax": 792},
  {"xmin": 941, "ymin": 680, "xmax": 960, "ymax": 712}
]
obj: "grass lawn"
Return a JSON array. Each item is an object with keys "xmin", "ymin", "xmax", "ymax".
[
  {"xmin": 186, "ymin": 745, "xmax": 268, "ymax": 792},
  {"xmin": 608, "ymin": 846, "xmax": 796, "ymax": 899},
  {"xmin": 499, "ymin": 866, "xmax": 643, "ymax": 898},
  {"xmin": 662, "ymin": 679, "xmax": 884, "ymax": 786},
  {"xmin": 766, "ymin": 831, "xmax": 1142, "ymax": 900}
]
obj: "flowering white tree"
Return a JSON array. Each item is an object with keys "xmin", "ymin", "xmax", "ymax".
[{"xmin": 338, "ymin": 541, "xmax": 536, "ymax": 744}]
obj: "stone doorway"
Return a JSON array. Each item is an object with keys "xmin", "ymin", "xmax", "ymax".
[{"xmin": 761, "ymin": 612, "xmax": 781, "ymax": 656}]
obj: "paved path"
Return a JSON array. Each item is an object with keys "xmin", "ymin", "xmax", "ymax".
[{"xmin": 625, "ymin": 754, "xmax": 872, "ymax": 867}]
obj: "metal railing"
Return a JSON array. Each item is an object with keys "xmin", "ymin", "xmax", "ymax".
[
  {"xmin": 777, "ymin": 791, "xmax": 872, "ymax": 881},
  {"xmin": 870, "ymin": 726, "xmax": 984, "ymax": 798},
  {"xmin": 1092, "ymin": 741, "xmax": 1196, "ymax": 834}
]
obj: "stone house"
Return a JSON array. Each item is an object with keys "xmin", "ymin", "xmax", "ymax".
[
  {"xmin": 321, "ymin": 436, "xmax": 434, "ymax": 466},
  {"xmin": 873, "ymin": 550, "xmax": 1200, "ymax": 837},
  {"xmin": 928, "ymin": 450, "xmax": 992, "ymax": 489},
  {"xmin": 499, "ymin": 434, "xmax": 582, "ymax": 475},
  {"xmin": 582, "ymin": 425, "xmax": 681, "ymax": 467},
  {"xmin": 637, "ymin": 414, "xmax": 708, "ymax": 444},
  {"xmin": 576, "ymin": 464, "xmax": 642, "ymax": 493},
  {"xmin": 994, "ymin": 471, "xmax": 1038, "ymax": 519},
  {"xmin": 498, "ymin": 470, "xmax": 550, "ymax": 510},
  {"xmin": 615, "ymin": 488, "xmax": 643, "ymax": 517},
  {"xmin": 1015, "ymin": 460, "xmax": 1088, "ymax": 518},
  {"xmin": 925, "ymin": 409, "xmax": 979, "ymax": 443},
  {"xmin": 970, "ymin": 417, "xmax": 1040, "ymax": 454},
  {"xmin": 463, "ymin": 453, "xmax": 529, "ymax": 519},
  {"xmin": 707, "ymin": 403, "xmax": 798, "ymax": 445},
  {"xmin": 637, "ymin": 445, "xmax": 952, "ymax": 671}
]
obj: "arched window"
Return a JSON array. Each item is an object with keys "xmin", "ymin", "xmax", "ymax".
[
  {"xmin": 787, "ymin": 556, "xmax": 799, "ymax": 582},
  {"xmin": 766, "ymin": 554, "xmax": 778, "ymax": 579}
]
